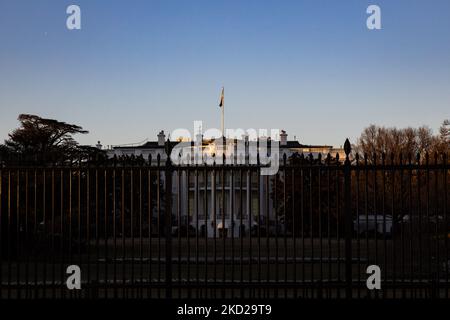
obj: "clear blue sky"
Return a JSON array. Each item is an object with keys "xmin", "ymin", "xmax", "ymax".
[{"xmin": 1, "ymin": 0, "xmax": 449, "ymax": 148}]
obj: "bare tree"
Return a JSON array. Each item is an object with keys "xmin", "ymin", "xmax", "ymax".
[
  {"xmin": 439, "ymin": 119, "xmax": 450, "ymax": 150},
  {"xmin": 354, "ymin": 124, "xmax": 444, "ymax": 162}
]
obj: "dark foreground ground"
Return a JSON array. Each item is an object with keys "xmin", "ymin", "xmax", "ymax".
[{"xmin": 1, "ymin": 237, "xmax": 449, "ymax": 299}]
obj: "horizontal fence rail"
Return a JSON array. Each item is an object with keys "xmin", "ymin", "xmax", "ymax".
[{"xmin": 0, "ymin": 148, "xmax": 449, "ymax": 299}]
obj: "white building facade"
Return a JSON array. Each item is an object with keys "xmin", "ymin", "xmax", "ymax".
[{"xmin": 104, "ymin": 130, "xmax": 344, "ymax": 237}]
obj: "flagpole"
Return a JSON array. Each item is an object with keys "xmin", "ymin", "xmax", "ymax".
[{"xmin": 221, "ymin": 87, "xmax": 224, "ymax": 137}]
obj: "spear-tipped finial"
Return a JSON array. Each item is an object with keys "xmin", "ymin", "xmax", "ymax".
[{"xmin": 344, "ymin": 138, "xmax": 351, "ymax": 157}]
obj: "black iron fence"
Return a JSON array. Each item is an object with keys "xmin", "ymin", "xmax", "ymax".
[{"xmin": 0, "ymin": 142, "xmax": 449, "ymax": 299}]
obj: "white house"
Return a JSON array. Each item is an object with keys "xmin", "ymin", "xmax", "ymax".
[{"xmin": 102, "ymin": 130, "xmax": 344, "ymax": 237}]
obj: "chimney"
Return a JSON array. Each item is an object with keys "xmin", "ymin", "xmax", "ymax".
[
  {"xmin": 280, "ymin": 130, "xmax": 288, "ymax": 146},
  {"xmin": 96, "ymin": 141, "xmax": 103, "ymax": 149},
  {"xmin": 157, "ymin": 130, "xmax": 166, "ymax": 146}
]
